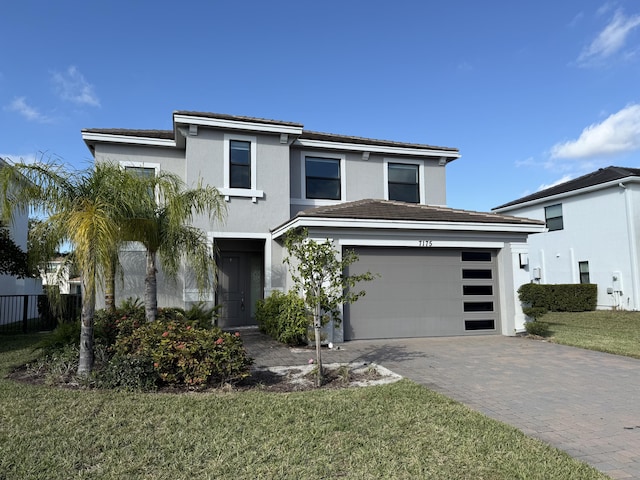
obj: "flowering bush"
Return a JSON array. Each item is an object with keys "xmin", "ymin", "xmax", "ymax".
[{"xmin": 113, "ymin": 319, "xmax": 253, "ymax": 387}]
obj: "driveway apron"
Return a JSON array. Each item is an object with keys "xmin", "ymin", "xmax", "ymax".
[{"xmin": 243, "ymin": 330, "xmax": 640, "ymax": 480}]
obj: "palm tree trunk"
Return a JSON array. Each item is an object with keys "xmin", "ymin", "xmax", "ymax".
[
  {"xmin": 105, "ymin": 255, "xmax": 116, "ymax": 312},
  {"xmin": 77, "ymin": 274, "xmax": 95, "ymax": 376},
  {"xmin": 145, "ymin": 250, "xmax": 158, "ymax": 322}
]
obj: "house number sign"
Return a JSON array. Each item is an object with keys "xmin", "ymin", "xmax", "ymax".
[{"xmin": 418, "ymin": 240, "xmax": 433, "ymax": 247}]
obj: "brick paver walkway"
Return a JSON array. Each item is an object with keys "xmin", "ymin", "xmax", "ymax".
[{"xmin": 242, "ymin": 329, "xmax": 640, "ymax": 479}]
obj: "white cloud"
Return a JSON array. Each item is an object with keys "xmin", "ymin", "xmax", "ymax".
[
  {"xmin": 0, "ymin": 153, "xmax": 39, "ymax": 165},
  {"xmin": 537, "ymin": 175, "xmax": 574, "ymax": 191},
  {"xmin": 577, "ymin": 9, "xmax": 640, "ymax": 65},
  {"xmin": 5, "ymin": 97, "xmax": 52, "ymax": 123},
  {"xmin": 550, "ymin": 104, "xmax": 640, "ymax": 159},
  {"xmin": 51, "ymin": 66, "xmax": 100, "ymax": 107}
]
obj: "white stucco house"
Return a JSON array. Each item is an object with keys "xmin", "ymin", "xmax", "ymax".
[
  {"xmin": 0, "ymin": 158, "xmax": 42, "ymax": 298},
  {"xmin": 82, "ymin": 110, "xmax": 544, "ymax": 341},
  {"xmin": 493, "ymin": 166, "xmax": 640, "ymax": 311}
]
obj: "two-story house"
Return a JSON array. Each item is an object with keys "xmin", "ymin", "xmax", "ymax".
[
  {"xmin": 82, "ymin": 111, "xmax": 544, "ymax": 341},
  {"xmin": 493, "ymin": 166, "xmax": 640, "ymax": 311}
]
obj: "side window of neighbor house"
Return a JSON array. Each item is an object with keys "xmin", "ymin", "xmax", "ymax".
[
  {"xmin": 229, "ymin": 140, "xmax": 251, "ymax": 189},
  {"xmin": 579, "ymin": 261, "xmax": 590, "ymax": 284},
  {"xmin": 305, "ymin": 156, "xmax": 341, "ymax": 200},
  {"xmin": 544, "ymin": 203, "xmax": 563, "ymax": 231},
  {"xmin": 388, "ymin": 163, "xmax": 419, "ymax": 203}
]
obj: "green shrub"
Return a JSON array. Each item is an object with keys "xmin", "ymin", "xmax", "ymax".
[
  {"xmin": 95, "ymin": 304, "xmax": 146, "ymax": 348},
  {"xmin": 27, "ymin": 342, "xmax": 80, "ymax": 385},
  {"xmin": 93, "ymin": 353, "xmax": 158, "ymax": 391},
  {"xmin": 522, "ymin": 306, "xmax": 548, "ymax": 321},
  {"xmin": 524, "ymin": 320, "xmax": 550, "ymax": 337},
  {"xmin": 183, "ymin": 302, "xmax": 221, "ymax": 329},
  {"xmin": 518, "ymin": 283, "xmax": 597, "ymax": 314},
  {"xmin": 256, "ymin": 290, "xmax": 309, "ymax": 345},
  {"xmin": 113, "ymin": 319, "xmax": 253, "ymax": 387},
  {"xmin": 35, "ymin": 320, "xmax": 81, "ymax": 354}
]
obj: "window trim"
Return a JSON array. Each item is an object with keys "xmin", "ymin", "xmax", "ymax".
[
  {"xmin": 544, "ymin": 203, "xmax": 564, "ymax": 231},
  {"xmin": 383, "ymin": 158, "xmax": 425, "ymax": 203},
  {"xmin": 298, "ymin": 151, "xmax": 346, "ymax": 206},
  {"xmin": 221, "ymin": 133, "xmax": 264, "ymax": 203}
]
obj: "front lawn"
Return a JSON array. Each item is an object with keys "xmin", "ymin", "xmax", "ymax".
[
  {"xmin": 542, "ymin": 310, "xmax": 640, "ymax": 358},
  {"xmin": 0, "ymin": 334, "xmax": 607, "ymax": 480}
]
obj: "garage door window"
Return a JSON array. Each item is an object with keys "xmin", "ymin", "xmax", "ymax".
[
  {"xmin": 462, "ymin": 269, "xmax": 492, "ymax": 279},
  {"xmin": 465, "ymin": 320, "xmax": 495, "ymax": 330},
  {"xmin": 464, "ymin": 301, "xmax": 494, "ymax": 312},
  {"xmin": 461, "ymin": 251, "xmax": 491, "ymax": 262},
  {"xmin": 463, "ymin": 285, "xmax": 493, "ymax": 295}
]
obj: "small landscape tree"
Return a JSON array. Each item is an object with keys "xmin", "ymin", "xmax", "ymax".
[{"xmin": 284, "ymin": 228, "xmax": 377, "ymax": 386}]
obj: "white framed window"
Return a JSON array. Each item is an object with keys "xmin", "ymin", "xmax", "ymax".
[
  {"xmin": 299, "ymin": 151, "xmax": 346, "ymax": 206},
  {"xmin": 383, "ymin": 158, "xmax": 425, "ymax": 203},
  {"xmin": 220, "ymin": 133, "xmax": 263, "ymax": 202},
  {"xmin": 120, "ymin": 161, "xmax": 160, "ymax": 177}
]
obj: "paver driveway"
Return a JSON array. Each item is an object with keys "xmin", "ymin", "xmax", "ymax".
[{"xmin": 243, "ymin": 331, "xmax": 640, "ymax": 479}]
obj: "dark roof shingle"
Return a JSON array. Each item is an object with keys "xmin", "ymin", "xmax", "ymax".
[
  {"xmin": 494, "ymin": 166, "xmax": 640, "ymax": 210},
  {"xmin": 297, "ymin": 199, "xmax": 543, "ymax": 225},
  {"xmin": 299, "ymin": 130, "xmax": 459, "ymax": 153}
]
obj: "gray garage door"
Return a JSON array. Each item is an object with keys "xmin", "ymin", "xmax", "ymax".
[{"xmin": 344, "ymin": 247, "xmax": 499, "ymax": 340}]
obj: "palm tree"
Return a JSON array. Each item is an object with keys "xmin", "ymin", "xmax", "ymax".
[
  {"xmin": 0, "ymin": 160, "xmax": 146, "ymax": 375},
  {"xmin": 122, "ymin": 172, "xmax": 226, "ymax": 323}
]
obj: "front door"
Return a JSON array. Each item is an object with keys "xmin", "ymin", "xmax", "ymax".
[{"xmin": 218, "ymin": 250, "xmax": 263, "ymax": 327}]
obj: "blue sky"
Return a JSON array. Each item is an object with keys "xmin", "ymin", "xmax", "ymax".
[{"xmin": 2, "ymin": 0, "xmax": 640, "ymax": 212}]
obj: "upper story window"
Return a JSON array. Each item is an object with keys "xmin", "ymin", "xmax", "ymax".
[
  {"xmin": 544, "ymin": 203, "xmax": 563, "ymax": 231},
  {"xmin": 388, "ymin": 163, "xmax": 419, "ymax": 203},
  {"xmin": 305, "ymin": 156, "xmax": 341, "ymax": 200},
  {"xmin": 383, "ymin": 158, "xmax": 425, "ymax": 203},
  {"xmin": 229, "ymin": 140, "xmax": 251, "ymax": 189},
  {"xmin": 124, "ymin": 166, "xmax": 156, "ymax": 178},
  {"xmin": 122, "ymin": 162, "xmax": 159, "ymax": 201},
  {"xmin": 221, "ymin": 134, "xmax": 263, "ymax": 202}
]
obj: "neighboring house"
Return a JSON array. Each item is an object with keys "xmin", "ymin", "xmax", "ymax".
[
  {"xmin": 82, "ymin": 111, "xmax": 544, "ymax": 341},
  {"xmin": 0, "ymin": 158, "xmax": 42, "ymax": 297},
  {"xmin": 40, "ymin": 255, "xmax": 81, "ymax": 295},
  {"xmin": 493, "ymin": 166, "xmax": 640, "ymax": 311}
]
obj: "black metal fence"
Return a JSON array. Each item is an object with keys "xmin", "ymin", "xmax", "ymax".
[{"xmin": 0, "ymin": 294, "xmax": 81, "ymax": 334}]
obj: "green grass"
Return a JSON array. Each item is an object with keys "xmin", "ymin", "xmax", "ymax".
[
  {"xmin": 542, "ymin": 310, "xmax": 640, "ymax": 358},
  {"xmin": 0, "ymin": 334, "xmax": 608, "ymax": 480}
]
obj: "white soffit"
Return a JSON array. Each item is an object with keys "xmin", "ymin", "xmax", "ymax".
[
  {"xmin": 173, "ymin": 114, "xmax": 303, "ymax": 136},
  {"xmin": 81, "ymin": 132, "xmax": 176, "ymax": 148},
  {"xmin": 271, "ymin": 216, "xmax": 546, "ymax": 239}
]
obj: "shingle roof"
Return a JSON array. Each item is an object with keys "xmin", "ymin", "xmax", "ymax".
[
  {"xmin": 299, "ymin": 130, "xmax": 459, "ymax": 153},
  {"xmin": 494, "ymin": 166, "xmax": 640, "ymax": 210},
  {"xmin": 83, "ymin": 111, "xmax": 458, "ymax": 154},
  {"xmin": 297, "ymin": 199, "xmax": 543, "ymax": 225},
  {"xmin": 173, "ymin": 110, "xmax": 304, "ymax": 127}
]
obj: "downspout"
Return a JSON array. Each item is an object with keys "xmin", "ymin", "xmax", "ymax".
[{"xmin": 620, "ymin": 183, "xmax": 640, "ymax": 310}]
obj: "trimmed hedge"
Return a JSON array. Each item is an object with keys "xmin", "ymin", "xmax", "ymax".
[{"xmin": 518, "ymin": 283, "xmax": 597, "ymax": 316}]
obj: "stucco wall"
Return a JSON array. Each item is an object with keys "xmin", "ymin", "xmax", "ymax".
[{"xmin": 504, "ymin": 185, "xmax": 640, "ymax": 310}]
